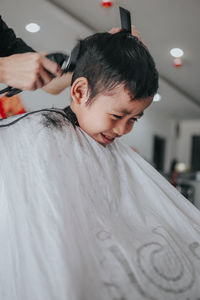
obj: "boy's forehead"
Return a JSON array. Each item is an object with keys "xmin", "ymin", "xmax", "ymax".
[
  {"xmin": 107, "ymin": 94, "xmax": 150, "ymax": 114},
  {"xmin": 103, "ymin": 86, "xmax": 132, "ymax": 105},
  {"xmin": 99, "ymin": 85, "xmax": 153, "ymax": 114}
]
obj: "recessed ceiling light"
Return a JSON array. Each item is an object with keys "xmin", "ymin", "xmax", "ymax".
[
  {"xmin": 170, "ymin": 48, "xmax": 184, "ymax": 58},
  {"xmin": 153, "ymin": 93, "xmax": 162, "ymax": 102},
  {"xmin": 25, "ymin": 23, "xmax": 40, "ymax": 33}
]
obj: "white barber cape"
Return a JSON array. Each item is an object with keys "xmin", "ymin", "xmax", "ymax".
[{"xmin": 0, "ymin": 109, "xmax": 200, "ymax": 300}]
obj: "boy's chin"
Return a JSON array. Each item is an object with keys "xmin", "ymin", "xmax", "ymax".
[
  {"xmin": 91, "ymin": 133, "xmax": 116, "ymax": 147},
  {"xmin": 81, "ymin": 130, "xmax": 115, "ymax": 147},
  {"xmin": 91, "ymin": 134, "xmax": 108, "ymax": 147}
]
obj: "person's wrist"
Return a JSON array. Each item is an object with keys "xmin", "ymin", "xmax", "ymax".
[{"xmin": 0, "ymin": 56, "xmax": 11, "ymax": 84}]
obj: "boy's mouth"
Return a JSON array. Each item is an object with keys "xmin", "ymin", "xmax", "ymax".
[{"xmin": 101, "ymin": 133, "xmax": 115, "ymax": 144}]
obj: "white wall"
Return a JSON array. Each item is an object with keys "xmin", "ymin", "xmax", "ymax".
[
  {"xmin": 20, "ymin": 88, "xmax": 71, "ymax": 111},
  {"xmin": 1, "ymin": 0, "xmax": 93, "ymax": 53},
  {"xmin": 176, "ymin": 120, "xmax": 200, "ymax": 168}
]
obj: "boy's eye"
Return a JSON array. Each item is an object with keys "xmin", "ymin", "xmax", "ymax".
[
  {"xmin": 112, "ymin": 115, "xmax": 139, "ymax": 122},
  {"xmin": 112, "ymin": 114, "xmax": 123, "ymax": 119},
  {"xmin": 130, "ymin": 118, "xmax": 138, "ymax": 122}
]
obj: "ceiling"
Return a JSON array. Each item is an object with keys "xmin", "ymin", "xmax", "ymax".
[{"xmin": 1, "ymin": 0, "xmax": 200, "ymax": 119}]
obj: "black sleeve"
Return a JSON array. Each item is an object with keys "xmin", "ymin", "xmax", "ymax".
[{"xmin": 0, "ymin": 16, "xmax": 35, "ymax": 57}]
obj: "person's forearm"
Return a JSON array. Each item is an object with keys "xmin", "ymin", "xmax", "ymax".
[{"xmin": 42, "ymin": 72, "xmax": 73, "ymax": 94}]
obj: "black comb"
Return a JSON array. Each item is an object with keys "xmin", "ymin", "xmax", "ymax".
[{"xmin": 119, "ymin": 7, "xmax": 131, "ymax": 33}]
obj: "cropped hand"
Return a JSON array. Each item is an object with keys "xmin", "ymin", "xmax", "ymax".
[
  {"xmin": 109, "ymin": 25, "xmax": 143, "ymax": 43},
  {"xmin": 0, "ymin": 52, "xmax": 62, "ymax": 90}
]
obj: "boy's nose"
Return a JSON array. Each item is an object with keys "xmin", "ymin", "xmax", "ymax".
[{"xmin": 113, "ymin": 122, "xmax": 129, "ymax": 137}]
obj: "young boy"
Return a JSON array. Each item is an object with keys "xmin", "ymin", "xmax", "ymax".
[
  {"xmin": 68, "ymin": 31, "xmax": 157, "ymax": 146},
  {"xmin": 0, "ymin": 31, "xmax": 200, "ymax": 300}
]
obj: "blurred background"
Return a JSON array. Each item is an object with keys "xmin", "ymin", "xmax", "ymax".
[{"xmin": 1, "ymin": 0, "xmax": 200, "ymax": 207}]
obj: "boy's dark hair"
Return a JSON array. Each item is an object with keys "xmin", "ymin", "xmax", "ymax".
[{"xmin": 71, "ymin": 31, "xmax": 158, "ymax": 104}]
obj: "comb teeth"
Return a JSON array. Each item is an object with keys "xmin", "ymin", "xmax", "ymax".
[{"xmin": 119, "ymin": 7, "xmax": 131, "ymax": 33}]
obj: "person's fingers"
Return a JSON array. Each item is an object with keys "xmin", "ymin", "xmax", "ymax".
[
  {"xmin": 131, "ymin": 25, "xmax": 142, "ymax": 42},
  {"xmin": 131, "ymin": 25, "xmax": 148, "ymax": 49},
  {"xmin": 40, "ymin": 55, "xmax": 62, "ymax": 77},
  {"xmin": 109, "ymin": 27, "xmax": 122, "ymax": 34},
  {"xmin": 38, "ymin": 68, "xmax": 53, "ymax": 86},
  {"xmin": 34, "ymin": 76, "xmax": 44, "ymax": 90},
  {"xmin": 42, "ymin": 72, "xmax": 73, "ymax": 94},
  {"xmin": 109, "ymin": 26, "xmax": 142, "ymax": 42}
]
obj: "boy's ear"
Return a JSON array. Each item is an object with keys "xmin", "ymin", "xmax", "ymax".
[{"xmin": 71, "ymin": 77, "xmax": 89, "ymax": 104}]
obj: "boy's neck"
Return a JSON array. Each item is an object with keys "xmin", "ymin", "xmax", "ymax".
[{"xmin": 64, "ymin": 105, "xmax": 79, "ymax": 126}]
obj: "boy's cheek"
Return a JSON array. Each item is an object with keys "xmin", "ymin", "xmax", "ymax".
[{"xmin": 78, "ymin": 113, "xmax": 113, "ymax": 135}]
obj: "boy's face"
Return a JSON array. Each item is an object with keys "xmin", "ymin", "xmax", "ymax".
[{"xmin": 71, "ymin": 78, "xmax": 153, "ymax": 146}]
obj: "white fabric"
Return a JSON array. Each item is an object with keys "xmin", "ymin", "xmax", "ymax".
[{"xmin": 0, "ymin": 109, "xmax": 200, "ymax": 300}]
